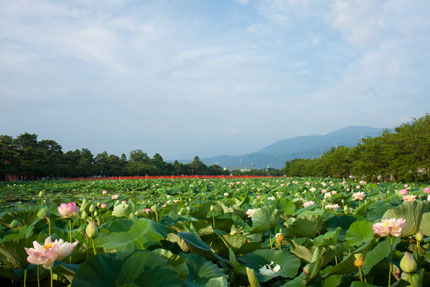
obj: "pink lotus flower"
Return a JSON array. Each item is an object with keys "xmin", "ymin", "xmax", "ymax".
[
  {"xmin": 121, "ymin": 200, "xmax": 127, "ymax": 204},
  {"xmin": 102, "ymin": 190, "xmax": 108, "ymax": 195},
  {"xmin": 256, "ymin": 195, "xmax": 261, "ymax": 199},
  {"xmin": 352, "ymin": 192, "xmax": 366, "ymax": 201},
  {"xmin": 100, "ymin": 203, "xmax": 107, "ymax": 208},
  {"xmin": 399, "ymin": 189, "xmax": 409, "ymax": 195},
  {"xmin": 321, "ymin": 189, "xmax": 327, "ymax": 194},
  {"xmin": 325, "ymin": 204, "xmax": 340, "ymax": 210},
  {"xmin": 111, "ymin": 194, "xmax": 119, "ymax": 200},
  {"xmin": 246, "ymin": 208, "xmax": 257, "ymax": 218},
  {"xmin": 145, "ymin": 208, "xmax": 151, "ymax": 212},
  {"xmin": 356, "ymin": 185, "xmax": 361, "ymax": 189},
  {"xmin": 25, "ymin": 237, "xmax": 78, "ymax": 269},
  {"xmin": 372, "ymin": 218, "xmax": 407, "ymax": 237},
  {"xmin": 303, "ymin": 200, "xmax": 315, "ymax": 207},
  {"xmin": 423, "ymin": 187, "xmax": 430, "ymax": 194},
  {"xmin": 403, "ymin": 195, "xmax": 416, "ymax": 202},
  {"xmin": 58, "ymin": 202, "xmax": 78, "ymax": 218}
]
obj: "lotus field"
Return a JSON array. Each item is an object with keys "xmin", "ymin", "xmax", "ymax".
[{"xmin": 2, "ymin": 178, "xmax": 430, "ymax": 287}]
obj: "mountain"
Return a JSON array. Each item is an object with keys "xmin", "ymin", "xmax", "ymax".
[{"xmin": 197, "ymin": 126, "xmax": 388, "ymax": 169}]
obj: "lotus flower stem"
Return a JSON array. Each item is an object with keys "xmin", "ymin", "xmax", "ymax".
[
  {"xmin": 24, "ymin": 268, "xmax": 27, "ymax": 287},
  {"xmin": 335, "ymin": 255, "xmax": 338, "ymax": 265},
  {"xmin": 92, "ymin": 238, "xmax": 97, "ymax": 255},
  {"xmin": 212, "ymin": 214, "xmax": 215, "ymax": 229},
  {"xmin": 388, "ymin": 236, "xmax": 393, "ymax": 287},
  {"xmin": 409, "ymin": 275, "xmax": 415, "ymax": 287},
  {"xmin": 359, "ymin": 266, "xmax": 363, "ymax": 282},
  {"xmin": 37, "ymin": 265, "xmax": 40, "ymax": 287},
  {"xmin": 50, "ymin": 267, "xmax": 54, "ymax": 287},
  {"xmin": 68, "ymin": 219, "xmax": 72, "ymax": 263},
  {"xmin": 155, "ymin": 210, "xmax": 159, "ymax": 223},
  {"xmin": 269, "ymin": 231, "xmax": 273, "ymax": 249},
  {"xmin": 47, "ymin": 217, "xmax": 51, "ymax": 236},
  {"xmin": 416, "ymin": 241, "xmax": 421, "ymax": 260}
]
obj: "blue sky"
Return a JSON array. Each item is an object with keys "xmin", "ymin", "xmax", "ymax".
[{"xmin": 1, "ymin": 0, "xmax": 429, "ymax": 159}]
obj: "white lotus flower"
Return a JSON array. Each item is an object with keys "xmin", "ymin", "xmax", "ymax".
[{"xmin": 259, "ymin": 261, "xmax": 282, "ymax": 275}]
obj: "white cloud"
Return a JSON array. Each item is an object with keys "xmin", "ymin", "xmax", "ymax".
[{"xmin": 328, "ymin": 0, "xmax": 385, "ymax": 47}]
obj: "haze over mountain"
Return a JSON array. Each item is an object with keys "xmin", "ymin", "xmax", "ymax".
[{"xmin": 188, "ymin": 126, "xmax": 388, "ymax": 169}]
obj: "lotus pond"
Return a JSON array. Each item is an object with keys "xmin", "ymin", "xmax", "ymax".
[{"xmin": 1, "ymin": 177, "xmax": 430, "ymax": 287}]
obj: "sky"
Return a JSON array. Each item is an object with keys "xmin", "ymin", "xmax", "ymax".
[{"xmin": 1, "ymin": 0, "xmax": 430, "ymax": 160}]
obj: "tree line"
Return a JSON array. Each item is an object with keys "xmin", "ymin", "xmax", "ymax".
[
  {"xmin": 0, "ymin": 134, "xmax": 230, "ymax": 180},
  {"xmin": 284, "ymin": 114, "xmax": 430, "ymax": 182}
]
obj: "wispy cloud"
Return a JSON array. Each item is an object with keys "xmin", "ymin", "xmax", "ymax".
[{"xmin": 1, "ymin": 0, "xmax": 429, "ymax": 158}]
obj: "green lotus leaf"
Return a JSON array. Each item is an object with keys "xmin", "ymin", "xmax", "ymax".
[
  {"xmin": 345, "ymin": 220, "xmax": 374, "ymax": 247},
  {"xmin": 182, "ymin": 253, "xmax": 228, "ymax": 287},
  {"xmin": 362, "ymin": 237, "xmax": 400, "ymax": 275},
  {"xmin": 96, "ymin": 218, "xmax": 169, "ymax": 251},
  {"xmin": 178, "ymin": 232, "xmax": 227, "ymax": 263},
  {"xmin": 71, "ymin": 249, "xmax": 181, "ymax": 287},
  {"xmin": 286, "ymin": 214, "xmax": 323, "ymax": 238},
  {"xmin": 251, "ymin": 206, "xmax": 280, "ymax": 233},
  {"xmin": 278, "ymin": 198, "xmax": 296, "ymax": 215},
  {"xmin": 418, "ymin": 213, "xmax": 430, "ymax": 236}
]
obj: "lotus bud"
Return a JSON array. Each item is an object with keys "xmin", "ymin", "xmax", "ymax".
[
  {"xmin": 93, "ymin": 211, "xmax": 98, "ymax": 217},
  {"xmin": 86, "ymin": 221, "xmax": 98, "ymax": 239},
  {"xmin": 96, "ymin": 202, "xmax": 100, "ymax": 207},
  {"xmin": 89, "ymin": 204, "xmax": 95, "ymax": 213},
  {"xmin": 344, "ymin": 205, "xmax": 348, "ymax": 214},
  {"xmin": 400, "ymin": 252, "xmax": 417, "ymax": 273},
  {"xmin": 416, "ymin": 232, "xmax": 423, "ymax": 242},
  {"xmin": 81, "ymin": 210, "xmax": 88, "ymax": 220},
  {"xmin": 37, "ymin": 207, "xmax": 48, "ymax": 219},
  {"xmin": 81, "ymin": 198, "xmax": 88, "ymax": 210},
  {"xmin": 39, "ymin": 191, "xmax": 44, "ymax": 197},
  {"xmin": 210, "ymin": 205, "xmax": 215, "ymax": 212},
  {"xmin": 10, "ymin": 219, "xmax": 20, "ymax": 228}
]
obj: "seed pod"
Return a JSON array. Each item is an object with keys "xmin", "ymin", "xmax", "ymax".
[
  {"xmin": 89, "ymin": 204, "xmax": 95, "ymax": 213},
  {"xmin": 354, "ymin": 253, "xmax": 364, "ymax": 267},
  {"xmin": 81, "ymin": 210, "xmax": 88, "ymax": 220},
  {"xmin": 275, "ymin": 233, "xmax": 284, "ymax": 244}
]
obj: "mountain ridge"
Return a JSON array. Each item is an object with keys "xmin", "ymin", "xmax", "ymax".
[{"xmin": 179, "ymin": 126, "xmax": 389, "ymax": 169}]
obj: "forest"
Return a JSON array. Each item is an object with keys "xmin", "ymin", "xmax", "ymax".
[{"xmin": 284, "ymin": 114, "xmax": 430, "ymax": 182}]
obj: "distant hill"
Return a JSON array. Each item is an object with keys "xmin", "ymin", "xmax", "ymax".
[{"xmin": 195, "ymin": 126, "xmax": 388, "ymax": 169}]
